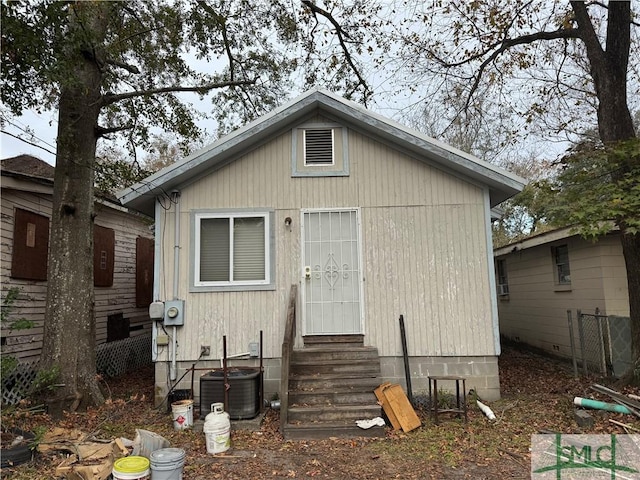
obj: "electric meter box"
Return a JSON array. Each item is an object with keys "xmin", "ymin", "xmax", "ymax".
[{"xmin": 164, "ymin": 299, "xmax": 185, "ymax": 326}]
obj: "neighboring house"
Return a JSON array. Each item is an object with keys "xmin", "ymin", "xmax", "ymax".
[
  {"xmin": 119, "ymin": 88, "xmax": 524, "ymax": 433},
  {"xmin": 494, "ymin": 227, "xmax": 629, "ymax": 361},
  {"xmin": 1, "ymin": 155, "xmax": 155, "ymax": 365}
]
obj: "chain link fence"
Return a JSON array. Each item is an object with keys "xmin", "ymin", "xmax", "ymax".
[
  {"xmin": 568, "ymin": 310, "xmax": 632, "ymax": 377},
  {"xmin": 1, "ymin": 333, "xmax": 151, "ymax": 406}
]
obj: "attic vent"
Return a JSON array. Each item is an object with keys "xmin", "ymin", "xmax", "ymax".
[{"xmin": 304, "ymin": 129, "xmax": 334, "ymax": 165}]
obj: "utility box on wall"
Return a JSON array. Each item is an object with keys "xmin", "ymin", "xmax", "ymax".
[{"xmin": 164, "ymin": 299, "xmax": 185, "ymax": 326}]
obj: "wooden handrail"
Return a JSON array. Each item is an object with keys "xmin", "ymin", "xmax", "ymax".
[{"xmin": 279, "ymin": 284, "xmax": 297, "ymax": 433}]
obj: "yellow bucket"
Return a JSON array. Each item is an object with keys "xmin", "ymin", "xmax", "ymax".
[{"xmin": 112, "ymin": 456, "xmax": 150, "ymax": 480}]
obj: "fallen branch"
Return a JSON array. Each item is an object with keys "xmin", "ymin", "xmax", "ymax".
[
  {"xmin": 609, "ymin": 419, "xmax": 640, "ymax": 433},
  {"xmin": 497, "ymin": 447, "xmax": 527, "ymax": 470}
]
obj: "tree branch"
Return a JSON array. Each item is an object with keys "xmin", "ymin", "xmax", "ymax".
[
  {"xmin": 197, "ymin": 2, "xmax": 236, "ymax": 82},
  {"xmin": 95, "ymin": 124, "xmax": 134, "ymax": 137},
  {"xmin": 105, "ymin": 58, "xmax": 140, "ymax": 74},
  {"xmin": 570, "ymin": 1, "xmax": 606, "ymax": 71},
  {"xmin": 101, "ymin": 79, "xmax": 255, "ymax": 106},
  {"xmin": 452, "ymin": 28, "xmax": 581, "ymax": 109},
  {"xmin": 301, "ymin": 0, "xmax": 370, "ymax": 101}
]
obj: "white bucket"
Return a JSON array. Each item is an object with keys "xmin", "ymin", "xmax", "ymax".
[
  {"xmin": 112, "ymin": 456, "xmax": 150, "ymax": 480},
  {"xmin": 149, "ymin": 448, "xmax": 185, "ymax": 480},
  {"xmin": 204, "ymin": 402, "xmax": 231, "ymax": 454},
  {"xmin": 171, "ymin": 399, "xmax": 193, "ymax": 430}
]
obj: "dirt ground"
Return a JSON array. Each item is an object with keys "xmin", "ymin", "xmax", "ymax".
[{"xmin": 2, "ymin": 344, "xmax": 639, "ymax": 479}]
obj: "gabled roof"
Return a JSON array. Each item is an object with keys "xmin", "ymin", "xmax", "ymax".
[
  {"xmin": 493, "ymin": 225, "xmax": 620, "ymax": 256},
  {"xmin": 118, "ymin": 88, "xmax": 526, "ymax": 217},
  {"xmin": 1, "ymin": 155, "xmax": 55, "ymax": 183},
  {"xmin": 1, "ymin": 155, "xmax": 145, "ymax": 216}
]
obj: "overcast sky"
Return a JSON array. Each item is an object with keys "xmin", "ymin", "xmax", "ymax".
[{"xmin": 2, "ymin": 110, "xmax": 58, "ymax": 165}]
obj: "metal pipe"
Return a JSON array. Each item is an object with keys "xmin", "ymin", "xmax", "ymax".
[
  {"xmin": 223, "ymin": 336, "xmax": 229, "ymax": 412},
  {"xmin": 259, "ymin": 330, "xmax": 264, "ymax": 414},
  {"xmin": 574, "ymin": 397, "xmax": 632, "ymax": 414},
  {"xmin": 170, "ymin": 190, "xmax": 181, "ymax": 381},
  {"xmin": 399, "ymin": 315, "xmax": 413, "ymax": 405},
  {"xmin": 219, "ymin": 352, "xmax": 250, "ymax": 368}
]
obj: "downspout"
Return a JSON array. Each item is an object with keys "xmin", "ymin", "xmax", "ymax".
[
  {"xmin": 170, "ymin": 190, "xmax": 181, "ymax": 381},
  {"xmin": 484, "ymin": 189, "xmax": 501, "ymax": 356},
  {"xmin": 152, "ymin": 198, "xmax": 163, "ymax": 362}
]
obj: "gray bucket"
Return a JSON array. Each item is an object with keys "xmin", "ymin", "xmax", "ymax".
[{"xmin": 149, "ymin": 448, "xmax": 185, "ymax": 480}]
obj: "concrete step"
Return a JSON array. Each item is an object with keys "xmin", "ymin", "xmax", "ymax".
[{"xmin": 287, "ymin": 404, "xmax": 381, "ymax": 423}]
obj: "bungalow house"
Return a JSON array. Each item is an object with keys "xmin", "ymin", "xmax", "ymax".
[
  {"xmin": 118, "ymin": 89, "xmax": 525, "ymax": 437},
  {"xmin": 1, "ymin": 155, "xmax": 155, "ymax": 368},
  {"xmin": 494, "ymin": 227, "xmax": 630, "ymax": 374}
]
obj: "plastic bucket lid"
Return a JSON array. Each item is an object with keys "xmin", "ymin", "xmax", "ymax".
[
  {"xmin": 150, "ymin": 448, "xmax": 186, "ymax": 468},
  {"xmin": 113, "ymin": 456, "xmax": 150, "ymax": 473}
]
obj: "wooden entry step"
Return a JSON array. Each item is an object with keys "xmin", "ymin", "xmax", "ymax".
[{"xmin": 303, "ymin": 334, "xmax": 364, "ymax": 348}]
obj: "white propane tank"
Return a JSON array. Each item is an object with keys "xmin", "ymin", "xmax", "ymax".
[{"xmin": 203, "ymin": 402, "xmax": 231, "ymax": 454}]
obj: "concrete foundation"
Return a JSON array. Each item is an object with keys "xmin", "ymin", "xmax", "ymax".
[{"xmin": 154, "ymin": 354, "xmax": 501, "ymax": 411}]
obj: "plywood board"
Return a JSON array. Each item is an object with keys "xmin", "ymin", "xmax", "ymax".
[
  {"xmin": 374, "ymin": 382, "xmax": 401, "ymax": 430},
  {"xmin": 381, "ymin": 384, "xmax": 421, "ymax": 433}
]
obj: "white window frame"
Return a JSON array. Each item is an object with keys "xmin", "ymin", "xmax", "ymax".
[{"xmin": 193, "ymin": 211, "xmax": 272, "ymax": 290}]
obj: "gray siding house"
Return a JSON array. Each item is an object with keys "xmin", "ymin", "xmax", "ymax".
[{"xmin": 119, "ymin": 89, "xmax": 525, "ymax": 429}]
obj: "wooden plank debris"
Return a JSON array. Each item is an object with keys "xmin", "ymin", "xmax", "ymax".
[
  {"xmin": 591, "ymin": 384, "xmax": 640, "ymax": 418},
  {"xmin": 374, "ymin": 383, "xmax": 421, "ymax": 433}
]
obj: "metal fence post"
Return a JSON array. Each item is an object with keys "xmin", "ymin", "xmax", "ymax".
[
  {"xmin": 567, "ymin": 310, "xmax": 578, "ymax": 378},
  {"xmin": 577, "ymin": 309, "xmax": 588, "ymax": 376}
]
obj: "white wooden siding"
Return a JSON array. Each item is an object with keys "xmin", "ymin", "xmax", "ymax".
[
  {"xmin": 158, "ymin": 126, "xmax": 494, "ymax": 362},
  {"xmin": 1, "ymin": 187, "xmax": 154, "ymax": 363}
]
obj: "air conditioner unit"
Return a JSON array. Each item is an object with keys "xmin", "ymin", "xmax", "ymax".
[{"xmin": 498, "ymin": 284, "xmax": 509, "ymax": 295}]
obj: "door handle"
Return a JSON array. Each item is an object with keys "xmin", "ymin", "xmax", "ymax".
[{"xmin": 304, "ymin": 266, "xmax": 311, "ymax": 279}]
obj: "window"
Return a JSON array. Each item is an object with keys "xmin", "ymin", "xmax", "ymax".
[
  {"xmin": 11, "ymin": 208, "xmax": 49, "ymax": 281},
  {"xmin": 94, "ymin": 225, "xmax": 115, "ymax": 287},
  {"xmin": 292, "ymin": 123, "xmax": 349, "ymax": 177},
  {"xmin": 193, "ymin": 211, "xmax": 274, "ymax": 290},
  {"xmin": 496, "ymin": 259, "xmax": 509, "ymax": 295},
  {"xmin": 553, "ymin": 244, "xmax": 571, "ymax": 285},
  {"xmin": 304, "ymin": 129, "xmax": 334, "ymax": 165}
]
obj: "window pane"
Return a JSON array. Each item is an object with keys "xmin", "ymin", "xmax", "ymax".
[
  {"xmin": 554, "ymin": 245, "xmax": 571, "ymax": 284},
  {"xmin": 233, "ymin": 217, "xmax": 265, "ymax": 281},
  {"xmin": 200, "ymin": 218, "xmax": 230, "ymax": 281}
]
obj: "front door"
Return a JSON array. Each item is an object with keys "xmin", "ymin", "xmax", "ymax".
[{"xmin": 302, "ymin": 209, "xmax": 363, "ymax": 335}]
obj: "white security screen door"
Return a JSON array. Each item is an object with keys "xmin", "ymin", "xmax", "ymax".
[{"xmin": 302, "ymin": 209, "xmax": 362, "ymax": 335}]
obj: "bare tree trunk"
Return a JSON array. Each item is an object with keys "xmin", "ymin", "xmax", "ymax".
[
  {"xmin": 572, "ymin": 1, "xmax": 639, "ymax": 381},
  {"xmin": 41, "ymin": 3, "xmax": 108, "ymax": 417}
]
